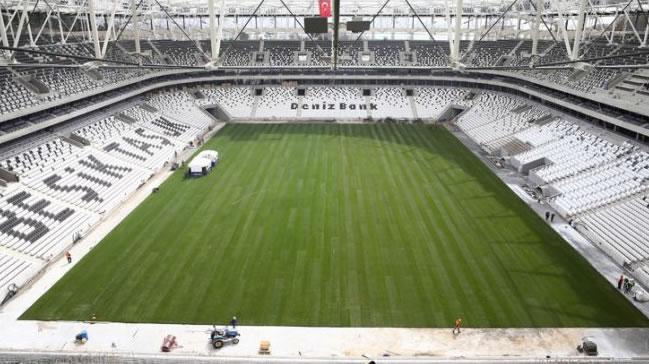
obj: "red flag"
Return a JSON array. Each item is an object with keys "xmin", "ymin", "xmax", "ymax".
[{"xmin": 319, "ymin": 0, "xmax": 331, "ymax": 17}]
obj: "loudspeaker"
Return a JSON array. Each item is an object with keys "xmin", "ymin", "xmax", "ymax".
[
  {"xmin": 347, "ymin": 21, "xmax": 371, "ymax": 32},
  {"xmin": 304, "ymin": 17, "xmax": 328, "ymax": 33}
]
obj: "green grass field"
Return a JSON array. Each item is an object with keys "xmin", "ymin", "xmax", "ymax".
[{"xmin": 22, "ymin": 124, "xmax": 649, "ymax": 327}]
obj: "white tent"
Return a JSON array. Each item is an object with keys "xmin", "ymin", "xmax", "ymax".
[
  {"xmin": 197, "ymin": 150, "xmax": 219, "ymax": 164},
  {"xmin": 188, "ymin": 157, "xmax": 212, "ymax": 176}
]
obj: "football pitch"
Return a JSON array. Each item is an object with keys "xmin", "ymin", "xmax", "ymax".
[{"xmin": 22, "ymin": 123, "xmax": 649, "ymax": 327}]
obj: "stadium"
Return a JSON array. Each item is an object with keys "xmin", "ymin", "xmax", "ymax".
[{"xmin": 1, "ymin": 0, "xmax": 649, "ymax": 361}]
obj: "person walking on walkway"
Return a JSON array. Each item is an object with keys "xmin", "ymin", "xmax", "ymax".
[
  {"xmin": 453, "ymin": 318, "xmax": 462, "ymax": 335},
  {"xmin": 545, "ymin": 211, "xmax": 550, "ymax": 220},
  {"xmin": 65, "ymin": 251, "xmax": 72, "ymax": 264},
  {"xmin": 618, "ymin": 274, "xmax": 624, "ymax": 290},
  {"xmin": 550, "ymin": 213, "xmax": 555, "ymax": 222}
]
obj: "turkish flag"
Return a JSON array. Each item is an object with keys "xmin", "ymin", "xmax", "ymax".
[{"xmin": 319, "ymin": 0, "xmax": 331, "ymax": 17}]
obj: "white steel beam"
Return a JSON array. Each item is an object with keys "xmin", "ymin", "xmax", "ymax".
[
  {"xmin": 208, "ymin": 0, "xmax": 217, "ymax": 61},
  {"xmin": 215, "ymin": 0, "xmax": 226, "ymax": 63},
  {"xmin": 33, "ymin": 9, "xmax": 53, "ymax": 45},
  {"xmin": 571, "ymin": 0, "xmax": 588, "ymax": 60},
  {"xmin": 452, "ymin": 0, "xmax": 463, "ymax": 62},
  {"xmin": 26, "ymin": 12, "xmax": 35, "ymax": 47},
  {"xmin": 0, "ymin": 5, "xmax": 9, "ymax": 49},
  {"xmin": 101, "ymin": 0, "xmax": 118, "ymax": 57},
  {"xmin": 588, "ymin": 0, "xmax": 610, "ymax": 43},
  {"xmin": 151, "ymin": 13, "xmax": 156, "ymax": 39},
  {"xmin": 532, "ymin": 0, "xmax": 543, "ymax": 55},
  {"xmin": 64, "ymin": 5, "xmax": 84, "ymax": 43},
  {"xmin": 610, "ymin": 11, "xmax": 617, "ymax": 44},
  {"xmin": 4, "ymin": 4, "xmax": 20, "ymax": 34},
  {"xmin": 445, "ymin": 0, "xmax": 452, "ymax": 53},
  {"xmin": 554, "ymin": 0, "xmax": 573, "ymax": 59},
  {"xmin": 0, "ymin": 5, "xmax": 9, "ymax": 59},
  {"xmin": 12, "ymin": 1, "xmax": 30, "ymax": 48},
  {"xmin": 640, "ymin": 13, "xmax": 649, "ymax": 48},
  {"xmin": 131, "ymin": 0, "xmax": 140, "ymax": 54},
  {"xmin": 623, "ymin": 9, "xmax": 642, "ymax": 44},
  {"xmin": 47, "ymin": 11, "xmax": 54, "ymax": 43},
  {"xmin": 87, "ymin": 0, "xmax": 101, "ymax": 58}
]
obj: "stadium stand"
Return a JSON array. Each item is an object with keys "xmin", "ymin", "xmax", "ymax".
[
  {"xmin": 198, "ymin": 87, "xmax": 256, "ymax": 119},
  {"xmin": 0, "ymin": 88, "xmax": 220, "ymax": 289},
  {"xmin": 123, "ymin": 105, "xmax": 204, "ymax": 144},
  {"xmin": 72, "ymin": 116, "xmax": 134, "ymax": 146},
  {"xmin": 577, "ymin": 194, "xmax": 649, "ymax": 265},
  {"xmin": 0, "ymin": 137, "xmax": 80, "ymax": 180},
  {"xmin": 1, "ymin": 36, "xmax": 649, "ymax": 311},
  {"xmin": 550, "ymin": 152, "xmax": 649, "ymax": 217},
  {"xmin": 5, "ymin": 39, "xmax": 649, "ymax": 130},
  {"xmin": 23, "ymin": 151, "xmax": 152, "ymax": 213},
  {"xmin": 0, "ymin": 252, "xmax": 34, "ymax": 294},
  {"xmin": 414, "ymin": 88, "xmax": 469, "ymax": 119},
  {"xmin": 0, "ymin": 187, "xmax": 98, "ymax": 259},
  {"xmin": 100, "ymin": 126, "xmax": 181, "ymax": 170},
  {"xmin": 144, "ymin": 91, "xmax": 214, "ymax": 131}
]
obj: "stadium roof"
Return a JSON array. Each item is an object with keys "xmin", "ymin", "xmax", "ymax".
[{"xmin": 0, "ymin": 0, "xmax": 640, "ymax": 15}]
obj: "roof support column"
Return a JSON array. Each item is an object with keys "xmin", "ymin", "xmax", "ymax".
[
  {"xmin": 34, "ymin": 10, "xmax": 53, "ymax": 45},
  {"xmin": 64, "ymin": 7, "xmax": 83, "ymax": 44},
  {"xmin": 57, "ymin": 10, "xmax": 65, "ymax": 44},
  {"xmin": 0, "ymin": 7, "xmax": 9, "ymax": 51},
  {"xmin": 643, "ymin": 14, "xmax": 649, "ymax": 46},
  {"xmin": 101, "ymin": 0, "xmax": 118, "ymax": 58},
  {"xmin": 531, "ymin": 0, "xmax": 542, "ymax": 56},
  {"xmin": 554, "ymin": 1, "xmax": 573, "ymax": 59},
  {"xmin": 332, "ymin": 0, "xmax": 340, "ymax": 69},
  {"xmin": 208, "ymin": 0, "xmax": 218, "ymax": 61},
  {"xmin": 445, "ymin": 0, "xmax": 452, "ymax": 52},
  {"xmin": 452, "ymin": 0, "xmax": 463, "ymax": 63},
  {"xmin": 215, "ymin": 0, "xmax": 226, "ymax": 63},
  {"xmin": 87, "ymin": 0, "xmax": 101, "ymax": 58},
  {"xmin": 47, "ymin": 13, "xmax": 54, "ymax": 42},
  {"xmin": 26, "ymin": 13, "xmax": 35, "ymax": 47},
  {"xmin": 571, "ymin": 0, "xmax": 588, "ymax": 59},
  {"xmin": 13, "ymin": 1, "xmax": 30, "ymax": 48},
  {"xmin": 0, "ymin": 8, "xmax": 9, "ymax": 60},
  {"xmin": 610, "ymin": 12, "xmax": 617, "ymax": 44},
  {"xmin": 131, "ymin": 0, "xmax": 140, "ymax": 54}
]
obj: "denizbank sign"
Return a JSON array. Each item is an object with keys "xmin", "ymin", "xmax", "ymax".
[{"xmin": 291, "ymin": 102, "xmax": 378, "ymax": 110}]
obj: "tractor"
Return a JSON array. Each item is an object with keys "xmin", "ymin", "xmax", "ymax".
[{"xmin": 209, "ymin": 326, "xmax": 240, "ymax": 349}]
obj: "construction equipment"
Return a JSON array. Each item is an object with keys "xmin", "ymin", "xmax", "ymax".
[
  {"xmin": 209, "ymin": 326, "xmax": 240, "ymax": 349},
  {"xmin": 74, "ymin": 330, "xmax": 89, "ymax": 345}
]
